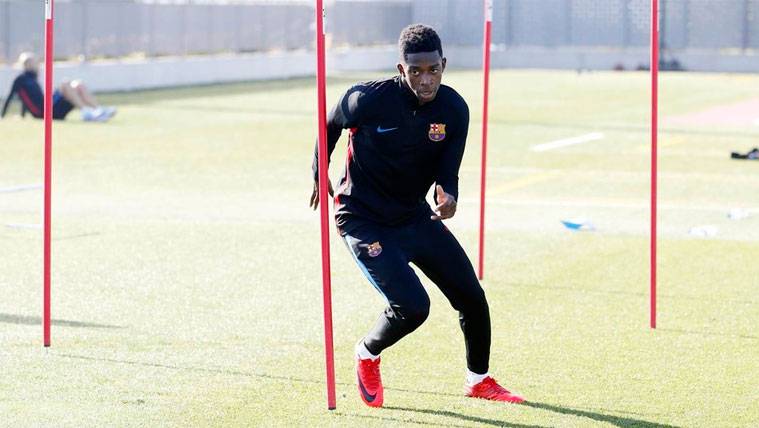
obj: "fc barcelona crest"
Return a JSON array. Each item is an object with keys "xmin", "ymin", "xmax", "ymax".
[
  {"xmin": 366, "ymin": 242, "xmax": 383, "ymax": 257},
  {"xmin": 428, "ymin": 123, "xmax": 446, "ymax": 142}
]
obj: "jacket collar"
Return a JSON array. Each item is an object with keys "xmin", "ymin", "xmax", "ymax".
[{"xmin": 396, "ymin": 75, "xmax": 421, "ymax": 107}]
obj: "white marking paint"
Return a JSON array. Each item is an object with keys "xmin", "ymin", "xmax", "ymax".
[
  {"xmin": 461, "ymin": 198, "xmax": 758, "ymax": 214},
  {"xmin": 5, "ymin": 223, "xmax": 42, "ymax": 230},
  {"xmin": 689, "ymin": 225, "xmax": 718, "ymax": 238},
  {"xmin": 531, "ymin": 132, "xmax": 605, "ymax": 152},
  {"xmin": 728, "ymin": 208, "xmax": 750, "ymax": 220},
  {"xmin": 0, "ymin": 184, "xmax": 42, "ymax": 194},
  {"xmin": 463, "ymin": 166, "xmax": 759, "ymax": 183}
]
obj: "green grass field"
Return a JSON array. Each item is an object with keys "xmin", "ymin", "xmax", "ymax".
[{"xmin": 1, "ymin": 69, "xmax": 758, "ymax": 427}]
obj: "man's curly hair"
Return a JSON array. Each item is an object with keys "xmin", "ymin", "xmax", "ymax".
[{"xmin": 398, "ymin": 24, "xmax": 443, "ymax": 60}]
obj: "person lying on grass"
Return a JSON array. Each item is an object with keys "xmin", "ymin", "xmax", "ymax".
[{"xmin": 1, "ymin": 52, "xmax": 115, "ymax": 122}]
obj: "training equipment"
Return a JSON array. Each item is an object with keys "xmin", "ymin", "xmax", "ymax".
[
  {"xmin": 727, "ymin": 208, "xmax": 750, "ymax": 220},
  {"xmin": 561, "ymin": 219, "xmax": 595, "ymax": 231},
  {"xmin": 465, "ymin": 377, "xmax": 524, "ymax": 404},
  {"xmin": 314, "ymin": 0, "xmax": 336, "ymax": 411},
  {"xmin": 43, "ymin": 0, "xmax": 55, "ymax": 348},
  {"xmin": 730, "ymin": 147, "xmax": 759, "ymax": 160},
  {"xmin": 477, "ymin": 0, "xmax": 492, "ymax": 280},
  {"xmin": 650, "ymin": 0, "xmax": 659, "ymax": 330},
  {"xmin": 356, "ymin": 356, "xmax": 384, "ymax": 408}
]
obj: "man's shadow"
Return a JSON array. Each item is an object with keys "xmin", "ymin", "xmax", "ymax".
[
  {"xmin": 522, "ymin": 402, "xmax": 678, "ymax": 428},
  {"xmin": 48, "ymin": 353, "xmax": 678, "ymax": 427},
  {"xmin": 0, "ymin": 313, "xmax": 122, "ymax": 329},
  {"xmin": 379, "ymin": 405, "xmax": 546, "ymax": 428},
  {"xmin": 379, "ymin": 402, "xmax": 678, "ymax": 428}
]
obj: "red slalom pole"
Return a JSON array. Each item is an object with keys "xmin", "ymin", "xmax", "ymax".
[
  {"xmin": 315, "ymin": 0, "xmax": 336, "ymax": 410},
  {"xmin": 477, "ymin": 0, "xmax": 493, "ymax": 280},
  {"xmin": 650, "ymin": 0, "xmax": 659, "ymax": 329},
  {"xmin": 43, "ymin": 0, "xmax": 55, "ymax": 347}
]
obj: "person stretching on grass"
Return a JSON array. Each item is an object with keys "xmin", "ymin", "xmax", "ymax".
[
  {"xmin": 310, "ymin": 24, "xmax": 524, "ymax": 407},
  {"xmin": 1, "ymin": 52, "xmax": 115, "ymax": 122}
]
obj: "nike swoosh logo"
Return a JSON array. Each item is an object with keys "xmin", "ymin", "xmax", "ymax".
[
  {"xmin": 376, "ymin": 126, "xmax": 399, "ymax": 133},
  {"xmin": 357, "ymin": 376, "xmax": 376, "ymax": 402}
]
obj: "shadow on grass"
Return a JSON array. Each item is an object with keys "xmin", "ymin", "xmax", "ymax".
[
  {"xmin": 47, "ymin": 354, "xmax": 682, "ymax": 427},
  {"xmin": 333, "ymin": 411, "xmax": 467, "ymax": 427},
  {"xmin": 384, "ymin": 385, "xmax": 460, "ymax": 398},
  {"xmin": 383, "ymin": 406, "xmax": 547, "ymax": 428},
  {"xmin": 0, "ymin": 227, "xmax": 100, "ymax": 241},
  {"xmin": 53, "ymin": 232, "xmax": 102, "ymax": 241},
  {"xmin": 45, "ymin": 354, "xmax": 680, "ymax": 427},
  {"xmin": 0, "ymin": 313, "xmax": 123, "ymax": 329},
  {"xmin": 53, "ymin": 352, "xmax": 351, "ymax": 386},
  {"xmin": 657, "ymin": 327, "xmax": 758, "ymax": 341},
  {"xmin": 523, "ymin": 401, "xmax": 679, "ymax": 428},
  {"xmin": 49, "ymin": 353, "xmax": 467, "ymax": 399}
]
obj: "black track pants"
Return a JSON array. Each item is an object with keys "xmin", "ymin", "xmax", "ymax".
[{"xmin": 342, "ymin": 215, "xmax": 491, "ymax": 374}]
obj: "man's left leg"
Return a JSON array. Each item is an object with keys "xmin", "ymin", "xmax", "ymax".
[{"xmin": 410, "ymin": 217, "xmax": 525, "ymax": 403}]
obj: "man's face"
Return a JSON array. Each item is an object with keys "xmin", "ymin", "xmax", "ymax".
[{"xmin": 397, "ymin": 51, "xmax": 446, "ymax": 105}]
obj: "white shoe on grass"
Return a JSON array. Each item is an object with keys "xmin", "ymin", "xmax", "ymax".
[
  {"xmin": 102, "ymin": 106, "xmax": 117, "ymax": 119},
  {"xmin": 81, "ymin": 107, "xmax": 111, "ymax": 122}
]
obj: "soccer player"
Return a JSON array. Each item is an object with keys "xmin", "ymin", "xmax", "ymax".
[
  {"xmin": 1, "ymin": 52, "xmax": 115, "ymax": 122},
  {"xmin": 310, "ymin": 24, "xmax": 524, "ymax": 407}
]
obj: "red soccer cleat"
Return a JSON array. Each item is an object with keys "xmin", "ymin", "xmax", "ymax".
[
  {"xmin": 356, "ymin": 356, "xmax": 384, "ymax": 407},
  {"xmin": 465, "ymin": 376, "xmax": 525, "ymax": 404}
]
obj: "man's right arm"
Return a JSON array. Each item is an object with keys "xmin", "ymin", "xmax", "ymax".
[
  {"xmin": 311, "ymin": 85, "xmax": 365, "ymax": 182},
  {"xmin": 309, "ymin": 85, "xmax": 367, "ymax": 209}
]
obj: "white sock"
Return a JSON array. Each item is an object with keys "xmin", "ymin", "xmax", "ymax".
[
  {"xmin": 466, "ymin": 369, "xmax": 489, "ymax": 386},
  {"xmin": 355, "ymin": 340, "xmax": 379, "ymax": 361}
]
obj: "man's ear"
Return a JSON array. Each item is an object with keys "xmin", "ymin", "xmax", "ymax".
[
  {"xmin": 441, "ymin": 57, "xmax": 447, "ymax": 72},
  {"xmin": 397, "ymin": 63, "xmax": 405, "ymax": 77}
]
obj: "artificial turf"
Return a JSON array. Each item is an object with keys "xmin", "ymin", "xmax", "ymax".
[{"xmin": 1, "ymin": 69, "xmax": 757, "ymax": 427}]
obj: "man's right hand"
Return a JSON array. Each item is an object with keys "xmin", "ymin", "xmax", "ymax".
[{"xmin": 309, "ymin": 179, "xmax": 334, "ymax": 210}]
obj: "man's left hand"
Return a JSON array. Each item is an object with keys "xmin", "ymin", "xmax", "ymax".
[{"xmin": 431, "ymin": 185, "xmax": 456, "ymax": 220}]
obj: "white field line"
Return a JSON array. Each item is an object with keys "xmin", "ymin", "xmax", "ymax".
[
  {"xmin": 0, "ymin": 184, "xmax": 42, "ymax": 194},
  {"xmin": 461, "ymin": 198, "xmax": 759, "ymax": 213},
  {"xmin": 5, "ymin": 223, "xmax": 42, "ymax": 230},
  {"xmin": 461, "ymin": 166, "xmax": 759, "ymax": 183},
  {"xmin": 531, "ymin": 132, "xmax": 605, "ymax": 152}
]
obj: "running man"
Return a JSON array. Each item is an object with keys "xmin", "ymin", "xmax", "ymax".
[
  {"xmin": 1, "ymin": 52, "xmax": 115, "ymax": 122},
  {"xmin": 310, "ymin": 24, "xmax": 524, "ymax": 407}
]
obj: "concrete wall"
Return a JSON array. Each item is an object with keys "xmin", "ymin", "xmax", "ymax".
[
  {"xmin": 0, "ymin": 48, "xmax": 400, "ymax": 95},
  {"xmin": 2, "ymin": 46, "xmax": 759, "ymax": 97}
]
